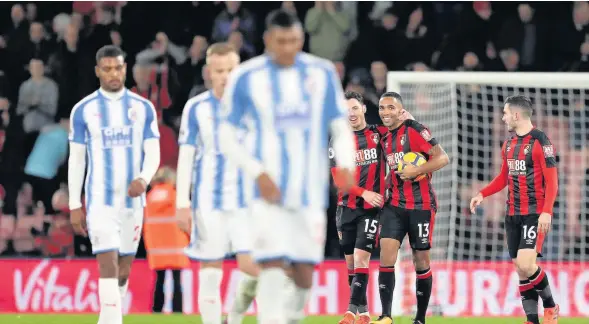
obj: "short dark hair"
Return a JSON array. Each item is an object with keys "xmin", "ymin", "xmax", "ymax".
[
  {"xmin": 265, "ymin": 9, "xmax": 301, "ymax": 30},
  {"xmin": 345, "ymin": 91, "xmax": 364, "ymax": 105},
  {"xmin": 505, "ymin": 95, "xmax": 533, "ymax": 117},
  {"xmin": 380, "ymin": 91, "xmax": 403, "ymax": 105},
  {"xmin": 95, "ymin": 45, "xmax": 125, "ymax": 64}
]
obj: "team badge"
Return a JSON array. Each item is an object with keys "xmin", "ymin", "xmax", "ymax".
[
  {"xmin": 543, "ymin": 145, "xmax": 554, "ymax": 158},
  {"xmin": 400, "ymin": 134, "xmax": 406, "ymax": 145},
  {"xmin": 127, "ymin": 107, "xmax": 137, "ymax": 122},
  {"xmin": 523, "ymin": 144, "xmax": 531, "ymax": 155},
  {"xmin": 371, "ymin": 133, "xmax": 379, "ymax": 144},
  {"xmin": 420, "ymin": 129, "xmax": 431, "ymax": 141}
]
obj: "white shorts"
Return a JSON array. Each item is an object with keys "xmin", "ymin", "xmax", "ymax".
[
  {"xmin": 250, "ymin": 200, "xmax": 326, "ymax": 265},
  {"xmin": 185, "ymin": 208, "xmax": 253, "ymax": 261},
  {"xmin": 86, "ymin": 205, "xmax": 144, "ymax": 256}
]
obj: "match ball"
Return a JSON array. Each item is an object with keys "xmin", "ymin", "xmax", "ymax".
[{"xmin": 397, "ymin": 152, "xmax": 427, "ymax": 181}]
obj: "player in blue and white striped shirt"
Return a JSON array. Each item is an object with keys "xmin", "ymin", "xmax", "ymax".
[
  {"xmin": 68, "ymin": 46, "xmax": 160, "ymax": 324},
  {"xmin": 175, "ymin": 43, "xmax": 259, "ymax": 324},
  {"xmin": 219, "ymin": 10, "xmax": 357, "ymax": 324}
]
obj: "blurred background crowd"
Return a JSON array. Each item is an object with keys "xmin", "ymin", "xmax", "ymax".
[{"xmin": 0, "ymin": 1, "xmax": 587, "ymax": 264}]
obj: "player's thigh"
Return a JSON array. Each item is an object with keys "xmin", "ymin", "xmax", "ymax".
[
  {"xmin": 185, "ymin": 209, "xmax": 229, "ymax": 261},
  {"xmin": 119, "ymin": 208, "xmax": 144, "ymax": 256},
  {"xmin": 504, "ymin": 214, "xmax": 523, "ymax": 259},
  {"xmin": 354, "ymin": 209, "xmax": 379, "ymax": 253},
  {"xmin": 407, "ymin": 209, "xmax": 435, "ymax": 250},
  {"xmin": 337, "ymin": 207, "xmax": 358, "ymax": 256},
  {"xmin": 86, "ymin": 205, "xmax": 121, "ymax": 254},
  {"xmin": 286, "ymin": 207, "xmax": 327, "ymax": 265},
  {"xmin": 226, "ymin": 208, "xmax": 253, "ymax": 255},
  {"xmin": 250, "ymin": 200, "xmax": 288, "ymax": 262},
  {"xmin": 378, "ymin": 205, "xmax": 406, "ymax": 245}
]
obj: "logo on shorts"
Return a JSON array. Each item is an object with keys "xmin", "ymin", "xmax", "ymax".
[
  {"xmin": 337, "ymin": 231, "xmax": 342, "ymax": 240},
  {"xmin": 543, "ymin": 145, "xmax": 554, "ymax": 158},
  {"xmin": 420, "ymin": 129, "xmax": 431, "ymax": 141},
  {"xmin": 523, "ymin": 144, "xmax": 531, "ymax": 155},
  {"xmin": 526, "ymin": 239, "xmax": 534, "ymax": 245},
  {"xmin": 371, "ymin": 133, "xmax": 379, "ymax": 144},
  {"xmin": 400, "ymin": 134, "xmax": 406, "ymax": 145}
]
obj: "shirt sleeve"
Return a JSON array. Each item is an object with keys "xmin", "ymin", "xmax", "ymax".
[
  {"xmin": 406, "ymin": 121, "xmax": 439, "ymax": 153},
  {"xmin": 143, "ymin": 101, "xmax": 160, "ymax": 140},
  {"xmin": 322, "ymin": 64, "xmax": 347, "ymax": 124},
  {"xmin": 68, "ymin": 104, "xmax": 87, "ymax": 144},
  {"xmin": 480, "ymin": 141, "xmax": 509, "ymax": 198},
  {"xmin": 532, "ymin": 137, "xmax": 558, "ymax": 214},
  {"xmin": 533, "ymin": 132, "xmax": 557, "ymax": 168},
  {"xmin": 178, "ymin": 101, "xmax": 199, "ymax": 146}
]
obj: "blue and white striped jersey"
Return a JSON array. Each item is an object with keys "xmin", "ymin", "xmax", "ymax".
[
  {"xmin": 220, "ymin": 53, "xmax": 348, "ymax": 209},
  {"xmin": 69, "ymin": 89, "xmax": 160, "ymax": 209},
  {"xmin": 178, "ymin": 90, "xmax": 253, "ymax": 211}
]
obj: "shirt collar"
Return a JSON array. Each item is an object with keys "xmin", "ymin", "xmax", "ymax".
[{"xmin": 98, "ymin": 88, "xmax": 126, "ymax": 100}]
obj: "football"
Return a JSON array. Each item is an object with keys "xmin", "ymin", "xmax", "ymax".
[{"xmin": 397, "ymin": 152, "xmax": 428, "ymax": 181}]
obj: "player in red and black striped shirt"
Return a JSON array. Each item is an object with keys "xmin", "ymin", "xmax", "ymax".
[
  {"xmin": 374, "ymin": 92, "xmax": 449, "ymax": 324},
  {"xmin": 329, "ymin": 91, "xmax": 388, "ymax": 324},
  {"xmin": 470, "ymin": 95, "xmax": 559, "ymax": 324}
]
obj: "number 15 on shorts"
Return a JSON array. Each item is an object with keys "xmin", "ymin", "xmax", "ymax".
[{"xmin": 364, "ymin": 219, "xmax": 378, "ymax": 234}]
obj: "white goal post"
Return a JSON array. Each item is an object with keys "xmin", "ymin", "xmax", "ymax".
[{"xmin": 384, "ymin": 71, "xmax": 589, "ymax": 317}]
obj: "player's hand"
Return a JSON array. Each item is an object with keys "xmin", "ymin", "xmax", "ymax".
[
  {"xmin": 361, "ymin": 190, "xmax": 383, "ymax": 207},
  {"xmin": 469, "ymin": 193, "xmax": 484, "ymax": 214},
  {"xmin": 257, "ymin": 173, "xmax": 281, "ymax": 204},
  {"xmin": 128, "ymin": 178, "xmax": 147, "ymax": 197},
  {"xmin": 176, "ymin": 208, "xmax": 192, "ymax": 235},
  {"xmin": 334, "ymin": 167, "xmax": 356, "ymax": 193},
  {"xmin": 395, "ymin": 164, "xmax": 421, "ymax": 180},
  {"xmin": 538, "ymin": 212, "xmax": 552, "ymax": 234},
  {"xmin": 70, "ymin": 208, "xmax": 87, "ymax": 237},
  {"xmin": 399, "ymin": 109, "xmax": 415, "ymax": 121}
]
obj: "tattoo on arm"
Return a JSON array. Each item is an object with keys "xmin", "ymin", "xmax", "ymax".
[{"xmin": 428, "ymin": 144, "xmax": 445, "ymax": 157}]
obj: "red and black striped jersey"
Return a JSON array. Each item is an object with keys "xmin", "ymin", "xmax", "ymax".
[
  {"xmin": 382, "ymin": 120, "xmax": 438, "ymax": 211},
  {"xmin": 502, "ymin": 128, "xmax": 557, "ymax": 215},
  {"xmin": 329, "ymin": 124, "xmax": 387, "ymax": 210}
]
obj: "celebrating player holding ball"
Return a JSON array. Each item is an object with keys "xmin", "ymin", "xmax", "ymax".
[
  {"xmin": 470, "ymin": 95, "xmax": 559, "ymax": 324},
  {"xmin": 374, "ymin": 92, "xmax": 449, "ymax": 324}
]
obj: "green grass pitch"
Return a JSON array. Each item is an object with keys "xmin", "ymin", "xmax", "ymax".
[{"xmin": 0, "ymin": 314, "xmax": 584, "ymax": 324}]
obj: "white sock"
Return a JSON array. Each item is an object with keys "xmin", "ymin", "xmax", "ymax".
[
  {"xmin": 98, "ymin": 278, "xmax": 122, "ymax": 324},
  {"xmin": 285, "ymin": 280, "xmax": 311, "ymax": 324},
  {"xmin": 119, "ymin": 281, "xmax": 129, "ymax": 300},
  {"xmin": 257, "ymin": 268, "xmax": 287, "ymax": 324},
  {"xmin": 198, "ymin": 268, "xmax": 223, "ymax": 324},
  {"xmin": 227, "ymin": 274, "xmax": 258, "ymax": 324}
]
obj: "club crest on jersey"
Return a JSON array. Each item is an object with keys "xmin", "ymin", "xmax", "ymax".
[
  {"xmin": 400, "ymin": 134, "xmax": 406, "ymax": 145},
  {"xmin": 371, "ymin": 133, "xmax": 379, "ymax": 144},
  {"xmin": 523, "ymin": 144, "xmax": 531, "ymax": 155},
  {"xmin": 543, "ymin": 145, "xmax": 554, "ymax": 157},
  {"xmin": 127, "ymin": 107, "xmax": 137, "ymax": 122},
  {"xmin": 420, "ymin": 129, "xmax": 431, "ymax": 141}
]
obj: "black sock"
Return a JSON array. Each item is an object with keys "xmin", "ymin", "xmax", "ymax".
[
  {"xmin": 348, "ymin": 269, "xmax": 354, "ymax": 286},
  {"xmin": 349, "ymin": 268, "xmax": 369, "ymax": 313},
  {"xmin": 378, "ymin": 265, "xmax": 395, "ymax": 317},
  {"xmin": 519, "ymin": 279, "xmax": 540, "ymax": 324},
  {"xmin": 415, "ymin": 268, "xmax": 433, "ymax": 323},
  {"xmin": 529, "ymin": 267, "xmax": 556, "ymax": 308}
]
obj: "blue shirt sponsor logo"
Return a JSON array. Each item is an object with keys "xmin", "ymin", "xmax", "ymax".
[{"xmin": 101, "ymin": 126, "xmax": 133, "ymax": 148}]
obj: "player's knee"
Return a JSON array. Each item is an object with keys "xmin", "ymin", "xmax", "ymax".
[
  {"xmin": 353, "ymin": 249, "xmax": 371, "ymax": 268},
  {"xmin": 96, "ymin": 252, "xmax": 118, "ymax": 278},
  {"xmin": 198, "ymin": 267, "xmax": 223, "ymax": 296},
  {"xmin": 515, "ymin": 259, "xmax": 537, "ymax": 277},
  {"xmin": 236, "ymin": 254, "xmax": 260, "ymax": 277},
  {"xmin": 290, "ymin": 264, "xmax": 314, "ymax": 289},
  {"xmin": 412, "ymin": 250, "xmax": 430, "ymax": 271},
  {"xmin": 379, "ymin": 239, "xmax": 399, "ymax": 266},
  {"xmin": 342, "ymin": 241, "xmax": 355, "ymax": 256}
]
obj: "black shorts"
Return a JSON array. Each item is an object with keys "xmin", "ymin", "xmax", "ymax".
[
  {"xmin": 336, "ymin": 206, "xmax": 379, "ymax": 255},
  {"xmin": 505, "ymin": 214, "xmax": 545, "ymax": 259},
  {"xmin": 378, "ymin": 204, "xmax": 435, "ymax": 250}
]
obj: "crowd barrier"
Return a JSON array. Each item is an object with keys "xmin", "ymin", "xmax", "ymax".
[{"xmin": 0, "ymin": 259, "xmax": 587, "ymax": 316}]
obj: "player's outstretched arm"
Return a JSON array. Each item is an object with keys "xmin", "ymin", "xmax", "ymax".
[
  {"xmin": 533, "ymin": 136, "xmax": 558, "ymax": 233},
  {"xmin": 470, "ymin": 143, "xmax": 509, "ymax": 213}
]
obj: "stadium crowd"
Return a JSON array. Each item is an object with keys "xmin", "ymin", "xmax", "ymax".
[{"xmin": 0, "ymin": 1, "xmax": 587, "ymax": 261}]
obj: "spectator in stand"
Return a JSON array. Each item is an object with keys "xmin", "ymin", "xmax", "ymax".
[
  {"xmin": 51, "ymin": 13, "xmax": 71, "ymax": 43},
  {"xmin": 370, "ymin": 61, "xmax": 387, "ymax": 98},
  {"xmin": 497, "ymin": 3, "xmax": 547, "ymax": 71},
  {"xmin": 24, "ymin": 22, "xmax": 52, "ymax": 64},
  {"xmin": 187, "ymin": 64, "xmax": 210, "ymax": 100},
  {"xmin": 177, "ymin": 35, "xmax": 208, "ymax": 104},
  {"xmin": 305, "ymin": 1, "xmax": 352, "ymax": 61},
  {"xmin": 404, "ymin": 6, "xmax": 438, "ymax": 69},
  {"xmin": 23, "ymin": 118, "xmax": 69, "ymax": 217},
  {"xmin": 372, "ymin": 8, "xmax": 405, "ymax": 70},
  {"xmin": 228, "ymin": 30, "xmax": 254, "ymax": 61},
  {"xmin": 4, "ymin": 4, "xmax": 29, "ymax": 55},
  {"xmin": 25, "ymin": 3, "xmax": 37, "ymax": 23},
  {"xmin": 144, "ymin": 167, "xmax": 189, "ymax": 313},
  {"xmin": 16, "ymin": 58, "xmax": 58, "ymax": 158},
  {"xmin": 0, "ymin": 97, "xmax": 9, "ymax": 158},
  {"xmin": 211, "ymin": 1, "xmax": 256, "ymax": 53},
  {"xmin": 553, "ymin": 1, "xmax": 589, "ymax": 71}
]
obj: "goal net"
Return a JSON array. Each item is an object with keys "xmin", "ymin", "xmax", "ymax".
[{"xmin": 385, "ymin": 72, "xmax": 589, "ymax": 317}]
